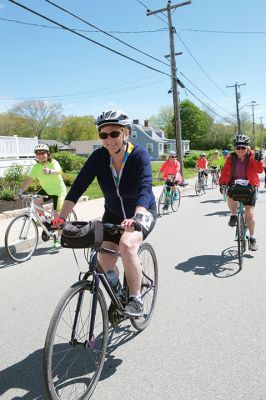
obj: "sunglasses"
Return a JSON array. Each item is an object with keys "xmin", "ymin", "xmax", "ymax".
[
  {"xmin": 170, "ymin": 156, "xmax": 177, "ymax": 159},
  {"xmin": 35, "ymin": 151, "xmax": 47, "ymax": 155},
  {"xmin": 235, "ymin": 146, "xmax": 247, "ymax": 150},
  {"xmin": 99, "ymin": 130, "xmax": 122, "ymax": 139}
]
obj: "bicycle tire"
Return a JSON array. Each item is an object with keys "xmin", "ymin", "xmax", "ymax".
[
  {"xmin": 195, "ymin": 179, "xmax": 205, "ymax": 196},
  {"xmin": 237, "ymin": 214, "xmax": 246, "ymax": 268},
  {"xmin": 171, "ymin": 188, "xmax": 181, "ymax": 212},
  {"xmin": 157, "ymin": 188, "xmax": 166, "ymax": 216},
  {"xmin": 131, "ymin": 242, "xmax": 158, "ymax": 332},
  {"xmin": 43, "ymin": 281, "xmax": 108, "ymax": 400},
  {"xmin": 4, "ymin": 214, "xmax": 38, "ymax": 262}
]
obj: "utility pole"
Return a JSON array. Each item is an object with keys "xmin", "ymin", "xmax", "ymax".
[
  {"xmin": 147, "ymin": 1, "xmax": 191, "ymax": 179},
  {"xmin": 258, "ymin": 116, "xmax": 265, "ymax": 150},
  {"xmin": 247, "ymin": 101, "xmax": 259, "ymax": 148},
  {"xmin": 226, "ymin": 82, "xmax": 246, "ymax": 134}
]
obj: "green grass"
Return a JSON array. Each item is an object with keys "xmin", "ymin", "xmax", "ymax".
[{"xmin": 67, "ymin": 163, "xmax": 196, "ymax": 199}]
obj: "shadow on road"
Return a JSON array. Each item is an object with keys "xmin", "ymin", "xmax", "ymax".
[
  {"xmin": 0, "ymin": 322, "xmax": 138, "ymax": 400},
  {"xmin": 175, "ymin": 246, "xmax": 253, "ymax": 278},
  {"xmin": 200, "ymin": 199, "xmax": 224, "ymax": 204},
  {"xmin": 204, "ymin": 210, "xmax": 229, "ymax": 217}
]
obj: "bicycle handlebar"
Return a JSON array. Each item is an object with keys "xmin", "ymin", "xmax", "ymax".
[{"xmin": 21, "ymin": 194, "xmax": 49, "ymax": 200}]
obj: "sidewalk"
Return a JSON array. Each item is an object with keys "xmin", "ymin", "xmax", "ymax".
[{"xmin": 0, "ymin": 179, "xmax": 195, "ymax": 259}]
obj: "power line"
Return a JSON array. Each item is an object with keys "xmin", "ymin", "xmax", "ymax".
[
  {"xmin": 1, "ymin": 76, "xmax": 168, "ymax": 102},
  {"xmin": 43, "ymin": 0, "xmax": 169, "ymax": 67},
  {"xmin": 0, "ymin": 16, "xmax": 167, "ymax": 34},
  {"xmin": 180, "ymin": 28, "xmax": 266, "ymax": 35},
  {"xmin": 180, "ymin": 72, "xmax": 230, "ymax": 113},
  {"xmin": 8, "ymin": 0, "xmax": 180, "ymax": 83},
  {"xmin": 135, "ymin": 0, "xmax": 168, "ymax": 26},
  {"xmin": 176, "ymin": 33, "xmax": 230, "ymax": 97}
]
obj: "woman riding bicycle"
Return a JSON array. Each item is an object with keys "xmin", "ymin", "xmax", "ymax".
[
  {"xmin": 196, "ymin": 152, "xmax": 208, "ymax": 185},
  {"xmin": 156, "ymin": 150, "xmax": 182, "ymax": 210},
  {"xmin": 209, "ymin": 150, "xmax": 221, "ymax": 181},
  {"xmin": 18, "ymin": 143, "xmax": 67, "ymax": 248},
  {"xmin": 218, "ymin": 134, "xmax": 264, "ymax": 251},
  {"xmin": 52, "ymin": 109, "xmax": 157, "ymax": 317}
]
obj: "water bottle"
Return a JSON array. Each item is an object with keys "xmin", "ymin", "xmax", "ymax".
[{"xmin": 106, "ymin": 270, "xmax": 122, "ymax": 297}]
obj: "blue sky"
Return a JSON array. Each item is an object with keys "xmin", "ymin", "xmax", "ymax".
[{"xmin": 1, "ymin": 0, "xmax": 266, "ymax": 126}]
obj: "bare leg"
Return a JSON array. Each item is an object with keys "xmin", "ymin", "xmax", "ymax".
[
  {"xmin": 245, "ymin": 205, "xmax": 255, "ymax": 236},
  {"xmin": 227, "ymin": 196, "xmax": 237, "ymax": 215},
  {"xmin": 98, "ymin": 241, "xmax": 119, "ymax": 276},
  {"xmin": 119, "ymin": 231, "xmax": 143, "ymax": 297}
]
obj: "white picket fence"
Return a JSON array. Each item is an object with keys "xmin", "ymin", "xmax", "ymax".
[{"xmin": 0, "ymin": 135, "xmax": 38, "ymax": 177}]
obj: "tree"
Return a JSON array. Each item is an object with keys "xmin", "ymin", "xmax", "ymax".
[
  {"xmin": 59, "ymin": 115, "xmax": 98, "ymax": 143},
  {"xmin": 8, "ymin": 100, "xmax": 63, "ymax": 139},
  {"xmin": 149, "ymin": 105, "xmax": 175, "ymax": 138},
  {"xmin": 180, "ymin": 100, "xmax": 212, "ymax": 148},
  {"xmin": 0, "ymin": 113, "xmax": 35, "ymax": 137}
]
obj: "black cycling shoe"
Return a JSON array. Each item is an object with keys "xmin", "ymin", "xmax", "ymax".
[
  {"xmin": 228, "ymin": 215, "xmax": 237, "ymax": 227},
  {"xmin": 249, "ymin": 238, "xmax": 258, "ymax": 251}
]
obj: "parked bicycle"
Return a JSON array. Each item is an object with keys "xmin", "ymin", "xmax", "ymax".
[
  {"xmin": 43, "ymin": 221, "xmax": 158, "ymax": 400},
  {"xmin": 157, "ymin": 174, "xmax": 181, "ymax": 215},
  {"xmin": 195, "ymin": 169, "xmax": 207, "ymax": 196},
  {"xmin": 4, "ymin": 194, "xmax": 77, "ymax": 263}
]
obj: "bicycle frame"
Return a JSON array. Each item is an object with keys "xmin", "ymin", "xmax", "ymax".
[{"xmin": 24, "ymin": 196, "xmax": 55, "ymax": 237}]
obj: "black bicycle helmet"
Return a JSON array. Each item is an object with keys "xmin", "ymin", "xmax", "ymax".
[
  {"xmin": 233, "ymin": 134, "xmax": 250, "ymax": 146},
  {"xmin": 95, "ymin": 109, "xmax": 131, "ymax": 131}
]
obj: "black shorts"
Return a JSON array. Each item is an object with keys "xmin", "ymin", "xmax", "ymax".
[
  {"xmin": 38, "ymin": 189, "xmax": 60, "ymax": 211},
  {"xmin": 102, "ymin": 210, "xmax": 157, "ymax": 245}
]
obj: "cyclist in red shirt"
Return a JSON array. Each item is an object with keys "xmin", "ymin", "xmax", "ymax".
[
  {"xmin": 219, "ymin": 134, "xmax": 264, "ymax": 251},
  {"xmin": 196, "ymin": 153, "xmax": 208, "ymax": 186},
  {"xmin": 156, "ymin": 151, "xmax": 182, "ymax": 210}
]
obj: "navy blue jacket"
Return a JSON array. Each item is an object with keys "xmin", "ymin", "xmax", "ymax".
[{"xmin": 66, "ymin": 144, "xmax": 156, "ymax": 219}]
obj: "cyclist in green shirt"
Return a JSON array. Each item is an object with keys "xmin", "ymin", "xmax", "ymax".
[
  {"xmin": 18, "ymin": 144, "xmax": 67, "ymax": 248},
  {"xmin": 209, "ymin": 150, "xmax": 222, "ymax": 181}
]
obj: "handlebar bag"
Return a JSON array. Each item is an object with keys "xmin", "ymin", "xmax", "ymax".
[
  {"xmin": 61, "ymin": 220, "xmax": 103, "ymax": 248},
  {"xmin": 227, "ymin": 184, "xmax": 254, "ymax": 202}
]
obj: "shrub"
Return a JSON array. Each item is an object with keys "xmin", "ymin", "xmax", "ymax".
[
  {"xmin": 4, "ymin": 164, "xmax": 25, "ymax": 188},
  {"xmin": 183, "ymin": 152, "xmax": 198, "ymax": 168},
  {"xmin": 63, "ymin": 174, "xmax": 76, "ymax": 187},
  {"xmin": 27, "ymin": 180, "xmax": 41, "ymax": 193},
  {"xmin": 0, "ymin": 189, "xmax": 15, "ymax": 201},
  {"xmin": 53, "ymin": 152, "xmax": 85, "ymax": 172}
]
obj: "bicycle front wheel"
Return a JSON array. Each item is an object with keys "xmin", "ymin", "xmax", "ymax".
[
  {"xmin": 237, "ymin": 214, "xmax": 246, "ymax": 268},
  {"xmin": 43, "ymin": 281, "xmax": 108, "ymax": 400},
  {"xmin": 131, "ymin": 242, "xmax": 158, "ymax": 332},
  {"xmin": 157, "ymin": 188, "xmax": 166, "ymax": 216},
  {"xmin": 5, "ymin": 214, "xmax": 38, "ymax": 262},
  {"xmin": 171, "ymin": 188, "xmax": 181, "ymax": 212},
  {"xmin": 195, "ymin": 180, "xmax": 205, "ymax": 196}
]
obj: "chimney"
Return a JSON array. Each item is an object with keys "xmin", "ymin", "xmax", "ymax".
[
  {"xmin": 133, "ymin": 119, "xmax": 139, "ymax": 124},
  {"xmin": 144, "ymin": 119, "xmax": 149, "ymax": 127}
]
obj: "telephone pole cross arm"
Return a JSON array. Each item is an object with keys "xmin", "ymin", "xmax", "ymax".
[{"xmin": 147, "ymin": 1, "xmax": 191, "ymax": 180}]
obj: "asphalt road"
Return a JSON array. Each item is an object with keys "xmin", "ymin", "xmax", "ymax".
[{"xmin": 0, "ymin": 183, "xmax": 265, "ymax": 400}]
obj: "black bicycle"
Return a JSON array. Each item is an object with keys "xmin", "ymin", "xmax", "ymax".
[{"xmin": 43, "ymin": 223, "xmax": 158, "ymax": 400}]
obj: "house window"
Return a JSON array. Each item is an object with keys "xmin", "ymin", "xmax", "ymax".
[
  {"xmin": 131, "ymin": 129, "xmax": 137, "ymax": 139},
  {"xmin": 159, "ymin": 143, "xmax": 163, "ymax": 151},
  {"xmin": 146, "ymin": 143, "xmax": 153, "ymax": 153}
]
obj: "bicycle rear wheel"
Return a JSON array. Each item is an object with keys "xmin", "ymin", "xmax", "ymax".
[
  {"xmin": 171, "ymin": 188, "xmax": 181, "ymax": 212},
  {"xmin": 237, "ymin": 214, "xmax": 246, "ymax": 268},
  {"xmin": 195, "ymin": 179, "xmax": 205, "ymax": 196},
  {"xmin": 131, "ymin": 242, "xmax": 158, "ymax": 331},
  {"xmin": 43, "ymin": 281, "xmax": 108, "ymax": 400},
  {"xmin": 157, "ymin": 188, "xmax": 166, "ymax": 215},
  {"xmin": 5, "ymin": 214, "xmax": 38, "ymax": 262}
]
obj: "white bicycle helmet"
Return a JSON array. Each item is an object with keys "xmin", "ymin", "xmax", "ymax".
[
  {"xmin": 169, "ymin": 150, "xmax": 177, "ymax": 157},
  {"xmin": 95, "ymin": 109, "xmax": 131, "ymax": 130},
  {"xmin": 34, "ymin": 143, "xmax": 49, "ymax": 152},
  {"xmin": 233, "ymin": 134, "xmax": 250, "ymax": 146}
]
